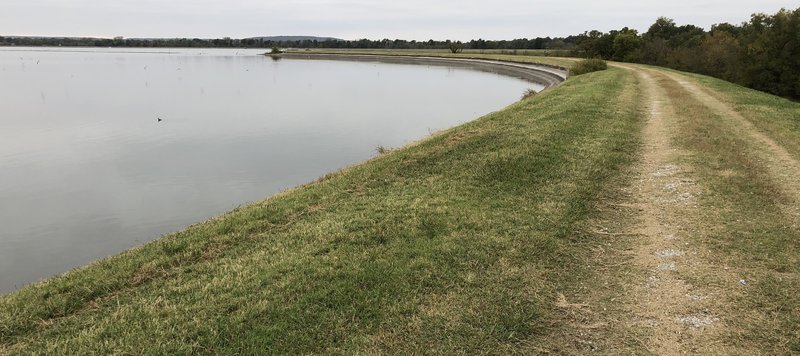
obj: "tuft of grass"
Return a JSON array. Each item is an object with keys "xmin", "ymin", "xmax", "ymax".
[
  {"xmin": 375, "ymin": 145, "xmax": 390, "ymax": 155},
  {"xmin": 570, "ymin": 59, "xmax": 608, "ymax": 76}
]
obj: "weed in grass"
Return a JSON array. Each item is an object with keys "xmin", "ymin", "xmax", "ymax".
[{"xmin": 521, "ymin": 88, "xmax": 537, "ymax": 100}]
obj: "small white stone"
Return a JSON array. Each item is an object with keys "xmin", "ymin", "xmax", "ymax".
[
  {"xmin": 678, "ymin": 314, "xmax": 718, "ymax": 328},
  {"xmin": 656, "ymin": 249, "xmax": 685, "ymax": 257},
  {"xmin": 658, "ymin": 262, "xmax": 677, "ymax": 271}
]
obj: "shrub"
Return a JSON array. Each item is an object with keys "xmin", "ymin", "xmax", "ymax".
[
  {"xmin": 521, "ymin": 89, "xmax": 538, "ymax": 100},
  {"xmin": 570, "ymin": 58, "xmax": 607, "ymax": 76}
]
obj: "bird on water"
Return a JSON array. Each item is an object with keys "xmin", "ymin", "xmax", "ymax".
[{"xmin": 158, "ymin": 117, "xmax": 162, "ymax": 122}]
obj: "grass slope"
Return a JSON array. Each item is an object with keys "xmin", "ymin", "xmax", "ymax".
[
  {"xmin": 284, "ymin": 49, "xmax": 576, "ymax": 70},
  {"xmin": 0, "ymin": 67, "xmax": 642, "ymax": 353}
]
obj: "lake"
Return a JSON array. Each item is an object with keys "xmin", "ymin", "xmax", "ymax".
[{"xmin": 0, "ymin": 47, "xmax": 541, "ymax": 294}]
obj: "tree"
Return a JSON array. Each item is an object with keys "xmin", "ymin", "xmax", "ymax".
[
  {"xmin": 577, "ymin": 30, "xmax": 612, "ymax": 58},
  {"xmin": 611, "ymin": 28, "xmax": 642, "ymax": 62},
  {"xmin": 448, "ymin": 41, "xmax": 463, "ymax": 53},
  {"xmin": 699, "ymin": 31, "xmax": 742, "ymax": 81},
  {"xmin": 741, "ymin": 8, "xmax": 800, "ymax": 98},
  {"xmin": 645, "ymin": 17, "xmax": 678, "ymax": 41},
  {"xmin": 710, "ymin": 22, "xmax": 741, "ymax": 36}
]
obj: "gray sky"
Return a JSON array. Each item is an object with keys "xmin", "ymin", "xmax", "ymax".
[{"xmin": 2, "ymin": 0, "xmax": 797, "ymax": 40}]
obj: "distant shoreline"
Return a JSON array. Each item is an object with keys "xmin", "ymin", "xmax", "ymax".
[{"xmin": 277, "ymin": 52, "xmax": 568, "ymax": 88}]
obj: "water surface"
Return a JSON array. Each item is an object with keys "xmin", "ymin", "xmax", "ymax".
[{"xmin": 0, "ymin": 47, "xmax": 539, "ymax": 293}]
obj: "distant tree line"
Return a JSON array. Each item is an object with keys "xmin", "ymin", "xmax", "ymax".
[
  {"xmin": 0, "ymin": 36, "xmax": 259, "ymax": 48},
  {"xmin": 574, "ymin": 7, "xmax": 800, "ymax": 99},
  {"xmin": 2, "ymin": 7, "xmax": 797, "ymax": 98},
  {"xmin": 0, "ymin": 35, "xmax": 580, "ymax": 51}
]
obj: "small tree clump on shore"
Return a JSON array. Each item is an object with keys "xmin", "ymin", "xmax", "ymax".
[{"xmin": 521, "ymin": 89, "xmax": 538, "ymax": 100}]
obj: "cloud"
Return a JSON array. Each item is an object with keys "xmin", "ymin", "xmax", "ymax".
[{"xmin": 1, "ymin": 0, "xmax": 797, "ymax": 40}]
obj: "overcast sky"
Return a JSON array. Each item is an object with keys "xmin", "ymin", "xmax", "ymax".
[{"xmin": 2, "ymin": 0, "xmax": 797, "ymax": 40}]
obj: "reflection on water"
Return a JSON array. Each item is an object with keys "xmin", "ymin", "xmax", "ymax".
[{"xmin": 0, "ymin": 47, "xmax": 539, "ymax": 293}]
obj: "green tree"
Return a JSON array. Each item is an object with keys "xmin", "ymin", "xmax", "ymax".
[
  {"xmin": 645, "ymin": 17, "xmax": 678, "ymax": 41},
  {"xmin": 448, "ymin": 41, "xmax": 463, "ymax": 53},
  {"xmin": 699, "ymin": 31, "xmax": 742, "ymax": 81},
  {"xmin": 612, "ymin": 28, "xmax": 642, "ymax": 61},
  {"xmin": 741, "ymin": 8, "xmax": 800, "ymax": 98}
]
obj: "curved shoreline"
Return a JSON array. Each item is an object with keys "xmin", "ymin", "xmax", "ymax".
[
  {"xmin": 0, "ymin": 62, "xmax": 641, "ymax": 353},
  {"xmin": 0, "ymin": 51, "xmax": 557, "ymax": 295},
  {"xmin": 277, "ymin": 53, "xmax": 568, "ymax": 89}
]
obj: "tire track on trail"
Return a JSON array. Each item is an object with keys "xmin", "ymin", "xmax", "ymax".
[
  {"xmin": 618, "ymin": 65, "xmax": 727, "ymax": 354},
  {"xmin": 656, "ymin": 70, "xmax": 800, "ymax": 220}
]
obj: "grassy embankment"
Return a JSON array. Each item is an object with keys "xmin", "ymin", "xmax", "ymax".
[
  {"xmin": 2, "ymin": 51, "xmax": 799, "ymax": 353},
  {"xmin": 283, "ymin": 48, "xmax": 575, "ymax": 70},
  {"xmin": 0, "ymin": 59, "xmax": 644, "ymax": 353},
  {"xmin": 299, "ymin": 48, "xmax": 574, "ymax": 58}
]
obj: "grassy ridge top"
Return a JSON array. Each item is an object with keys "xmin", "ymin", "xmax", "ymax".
[
  {"xmin": 283, "ymin": 48, "xmax": 577, "ymax": 69},
  {"xmin": 0, "ymin": 65, "xmax": 643, "ymax": 353}
]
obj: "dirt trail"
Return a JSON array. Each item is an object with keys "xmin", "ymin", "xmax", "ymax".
[
  {"xmin": 616, "ymin": 65, "xmax": 726, "ymax": 354},
  {"xmin": 608, "ymin": 62, "xmax": 800, "ymax": 354},
  {"xmin": 656, "ymin": 70, "xmax": 800, "ymax": 218}
]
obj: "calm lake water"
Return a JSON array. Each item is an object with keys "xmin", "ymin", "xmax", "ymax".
[{"xmin": 0, "ymin": 47, "xmax": 539, "ymax": 294}]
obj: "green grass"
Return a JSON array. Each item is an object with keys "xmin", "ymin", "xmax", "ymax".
[
  {"xmin": 296, "ymin": 48, "xmax": 577, "ymax": 59},
  {"xmin": 658, "ymin": 73, "xmax": 800, "ymax": 352},
  {"xmin": 678, "ymin": 70, "xmax": 800, "ymax": 160},
  {"xmin": 0, "ymin": 68, "xmax": 643, "ymax": 353},
  {"xmin": 286, "ymin": 48, "xmax": 577, "ymax": 70},
  {"xmin": 467, "ymin": 49, "xmax": 575, "ymax": 57},
  {"xmin": 5, "ymin": 51, "xmax": 799, "ymax": 353}
]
